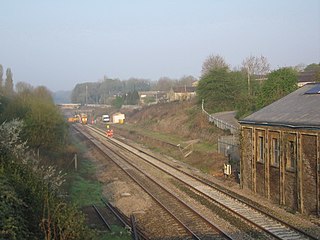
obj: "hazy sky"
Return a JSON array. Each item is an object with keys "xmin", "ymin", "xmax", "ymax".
[{"xmin": 1, "ymin": 0, "xmax": 319, "ymax": 92}]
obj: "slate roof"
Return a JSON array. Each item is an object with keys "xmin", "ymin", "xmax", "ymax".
[
  {"xmin": 239, "ymin": 83, "xmax": 320, "ymax": 129},
  {"xmin": 298, "ymin": 71, "xmax": 317, "ymax": 84}
]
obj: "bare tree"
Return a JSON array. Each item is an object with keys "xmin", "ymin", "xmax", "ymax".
[
  {"xmin": 293, "ymin": 63, "xmax": 305, "ymax": 72},
  {"xmin": 155, "ymin": 77, "xmax": 176, "ymax": 91},
  {"xmin": 15, "ymin": 81, "xmax": 34, "ymax": 93},
  {"xmin": 242, "ymin": 55, "xmax": 270, "ymax": 94},
  {"xmin": 257, "ymin": 55, "xmax": 270, "ymax": 76},
  {"xmin": 201, "ymin": 54, "xmax": 229, "ymax": 76},
  {"xmin": 177, "ymin": 75, "xmax": 197, "ymax": 87}
]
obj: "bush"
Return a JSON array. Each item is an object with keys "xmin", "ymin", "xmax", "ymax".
[{"xmin": 0, "ymin": 120, "xmax": 92, "ymax": 240}]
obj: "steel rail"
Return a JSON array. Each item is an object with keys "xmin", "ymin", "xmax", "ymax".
[
  {"xmin": 130, "ymin": 215, "xmax": 139, "ymax": 240},
  {"xmin": 75, "ymin": 124, "xmax": 233, "ymax": 240},
  {"xmin": 88, "ymin": 124, "xmax": 318, "ymax": 240},
  {"xmin": 118, "ymin": 138, "xmax": 318, "ymax": 240},
  {"xmin": 92, "ymin": 204, "xmax": 112, "ymax": 231},
  {"xmin": 101, "ymin": 199, "xmax": 130, "ymax": 229},
  {"xmin": 74, "ymin": 125, "xmax": 199, "ymax": 239},
  {"xmin": 101, "ymin": 199, "xmax": 150, "ymax": 240},
  {"xmin": 106, "ymin": 202, "xmax": 150, "ymax": 240}
]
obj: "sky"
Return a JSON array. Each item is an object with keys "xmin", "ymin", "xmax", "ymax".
[{"xmin": 0, "ymin": 0, "xmax": 319, "ymax": 92}]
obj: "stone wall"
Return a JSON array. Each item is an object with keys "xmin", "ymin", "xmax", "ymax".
[{"xmin": 241, "ymin": 125, "xmax": 319, "ymax": 215}]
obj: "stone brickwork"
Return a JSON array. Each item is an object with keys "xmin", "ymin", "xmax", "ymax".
[
  {"xmin": 301, "ymin": 134, "xmax": 318, "ymax": 215},
  {"xmin": 240, "ymin": 125, "xmax": 319, "ymax": 215}
]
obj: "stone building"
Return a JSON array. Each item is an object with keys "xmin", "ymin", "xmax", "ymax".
[
  {"xmin": 167, "ymin": 86, "xmax": 196, "ymax": 102},
  {"xmin": 239, "ymin": 83, "xmax": 320, "ymax": 215}
]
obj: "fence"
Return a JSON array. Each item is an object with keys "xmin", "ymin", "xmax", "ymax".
[
  {"xmin": 218, "ymin": 135, "xmax": 239, "ymax": 155},
  {"xmin": 201, "ymin": 99, "xmax": 239, "ymax": 135},
  {"xmin": 218, "ymin": 135, "xmax": 240, "ymax": 169},
  {"xmin": 208, "ymin": 115, "xmax": 239, "ymax": 134}
]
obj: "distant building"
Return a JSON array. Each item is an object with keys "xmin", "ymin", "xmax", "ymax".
[
  {"xmin": 298, "ymin": 71, "xmax": 317, "ymax": 87},
  {"xmin": 167, "ymin": 86, "xmax": 196, "ymax": 102},
  {"xmin": 112, "ymin": 113, "xmax": 125, "ymax": 124},
  {"xmin": 138, "ymin": 91, "xmax": 167, "ymax": 104},
  {"xmin": 192, "ymin": 80, "xmax": 199, "ymax": 87},
  {"xmin": 239, "ymin": 83, "xmax": 320, "ymax": 215}
]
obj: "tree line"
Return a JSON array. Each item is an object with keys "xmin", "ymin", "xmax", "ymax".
[
  {"xmin": 70, "ymin": 55, "xmax": 319, "ymax": 117},
  {"xmin": 71, "ymin": 75, "xmax": 197, "ymax": 105},
  {"xmin": 0, "ymin": 66, "xmax": 90, "ymax": 239},
  {"xmin": 197, "ymin": 55, "xmax": 320, "ymax": 118}
]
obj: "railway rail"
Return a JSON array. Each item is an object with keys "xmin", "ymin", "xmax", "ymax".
[
  {"xmin": 75, "ymin": 124, "xmax": 318, "ymax": 240},
  {"xmin": 75, "ymin": 124, "xmax": 233, "ymax": 239},
  {"xmin": 92, "ymin": 204, "xmax": 112, "ymax": 231},
  {"xmin": 99, "ymin": 199, "xmax": 150, "ymax": 240}
]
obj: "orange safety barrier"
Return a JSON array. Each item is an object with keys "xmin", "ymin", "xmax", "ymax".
[{"xmin": 106, "ymin": 129, "xmax": 113, "ymax": 137}]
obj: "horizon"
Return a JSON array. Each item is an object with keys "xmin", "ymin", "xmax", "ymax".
[{"xmin": 1, "ymin": 0, "xmax": 319, "ymax": 92}]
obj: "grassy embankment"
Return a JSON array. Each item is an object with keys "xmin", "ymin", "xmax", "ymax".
[{"xmin": 112, "ymin": 101, "xmax": 227, "ymax": 176}]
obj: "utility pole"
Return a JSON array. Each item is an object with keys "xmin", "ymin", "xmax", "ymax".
[{"xmin": 247, "ymin": 66, "xmax": 251, "ymax": 95}]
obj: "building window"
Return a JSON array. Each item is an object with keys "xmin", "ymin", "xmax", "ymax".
[
  {"xmin": 258, "ymin": 136, "xmax": 264, "ymax": 162},
  {"xmin": 271, "ymin": 138, "xmax": 280, "ymax": 167},
  {"xmin": 286, "ymin": 140, "xmax": 296, "ymax": 170}
]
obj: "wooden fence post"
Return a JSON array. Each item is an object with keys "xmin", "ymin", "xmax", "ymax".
[{"xmin": 74, "ymin": 153, "xmax": 77, "ymax": 171}]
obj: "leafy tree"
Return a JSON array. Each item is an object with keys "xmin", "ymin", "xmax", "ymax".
[
  {"xmin": 201, "ymin": 54, "xmax": 229, "ymax": 76},
  {"xmin": 4, "ymin": 68, "xmax": 14, "ymax": 96},
  {"xmin": 257, "ymin": 67, "xmax": 298, "ymax": 109},
  {"xmin": 197, "ymin": 68, "xmax": 246, "ymax": 113},
  {"xmin": 112, "ymin": 95, "xmax": 124, "ymax": 109},
  {"xmin": 98, "ymin": 78, "xmax": 123, "ymax": 104},
  {"xmin": 304, "ymin": 63, "xmax": 320, "ymax": 72},
  {"xmin": 23, "ymin": 95, "xmax": 67, "ymax": 152},
  {"xmin": 71, "ymin": 77, "xmax": 152, "ymax": 104},
  {"xmin": 0, "ymin": 85, "xmax": 67, "ymax": 154},
  {"xmin": 33, "ymin": 86, "xmax": 53, "ymax": 102},
  {"xmin": 304, "ymin": 63, "xmax": 320, "ymax": 82},
  {"xmin": 71, "ymin": 83, "xmax": 87, "ymax": 104},
  {"xmin": 125, "ymin": 90, "xmax": 140, "ymax": 105},
  {"xmin": 0, "ymin": 94, "xmax": 30, "ymax": 123}
]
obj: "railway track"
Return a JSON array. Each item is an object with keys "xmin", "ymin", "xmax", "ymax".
[
  {"xmin": 75, "ymin": 124, "xmax": 232, "ymax": 239},
  {"xmin": 75, "ymin": 124, "xmax": 318, "ymax": 240}
]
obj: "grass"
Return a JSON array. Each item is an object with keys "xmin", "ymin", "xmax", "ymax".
[
  {"xmin": 194, "ymin": 142, "xmax": 217, "ymax": 153},
  {"xmin": 116, "ymin": 122, "xmax": 217, "ymax": 153},
  {"xmin": 93, "ymin": 226, "xmax": 131, "ymax": 240},
  {"xmin": 116, "ymin": 123, "xmax": 185, "ymax": 144},
  {"xmin": 70, "ymin": 173, "xmax": 102, "ymax": 206},
  {"xmin": 66, "ymin": 133, "xmax": 131, "ymax": 240},
  {"xmin": 114, "ymin": 122, "xmax": 224, "ymax": 175},
  {"xmin": 66, "ymin": 138, "xmax": 103, "ymax": 207}
]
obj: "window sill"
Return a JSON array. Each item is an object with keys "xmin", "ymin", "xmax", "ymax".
[
  {"xmin": 270, "ymin": 164, "xmax": 279, "ymax": 169},
  {"xmin": 286, "ymin": 168, "xmax": 296, "ymax": 173}
]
